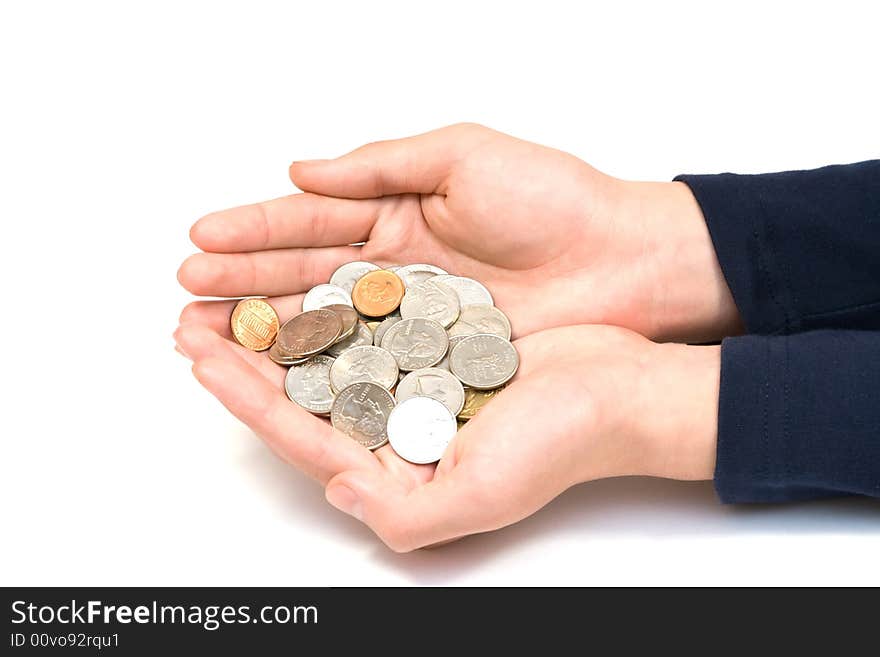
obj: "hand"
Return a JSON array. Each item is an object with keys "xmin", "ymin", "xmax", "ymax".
[
  {"xmin": 173, "ymin": 321, "xmax": 719, "ymax": 552},
  {"xmin": 177, "ymin": 123, "xmax": 740, "ymax": 342}
]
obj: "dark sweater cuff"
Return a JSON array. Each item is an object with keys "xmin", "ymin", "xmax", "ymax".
[{"xmin": 716, "ymin": 331, "xmax": 880, "ymax": 503}]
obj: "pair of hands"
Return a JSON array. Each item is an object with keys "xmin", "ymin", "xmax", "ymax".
[{"xmin": 176, "ymin": 123, "xmax": 738, "ymax": 551}]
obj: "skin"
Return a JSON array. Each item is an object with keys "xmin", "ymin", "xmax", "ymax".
[{"xmin": 176, "ymin": 123, "xmax": 738, "ymax": 552}]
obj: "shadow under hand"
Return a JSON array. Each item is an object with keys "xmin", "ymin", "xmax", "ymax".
[{"xmin": 235, "ymin": 433, "xmax": 879, "ymax": 584}]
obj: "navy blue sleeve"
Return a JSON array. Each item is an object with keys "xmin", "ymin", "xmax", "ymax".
[
  {"xmin": 716, "ymin": 331, "xmax": 880, "ymax": 502},
  {"xmin": 675, "ymin": 161, "xmax": 880, "ymax": 335},
  {"xmin": 675, "ymin": 161, "xmax": 880, "ymax": 502}
]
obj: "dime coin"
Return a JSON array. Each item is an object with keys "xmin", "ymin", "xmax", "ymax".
[
  {"xmin": 395, "ymin": 367, "xmax": 465, "ymax": 416},
  {"xmin": 284, "ymin": 355, "xmax": 336, "ymax": 414},
  {"xmin": 458, "ymin": 386, "xmax": 504, "ymax": 420},
  {"xmin": 276, "ymin": 309, "xmax": 342, "ymax": 358},
  {"xmin": 323, "ymin": 303, "xmax": 359, "ymax": 341},
  {"xmin": 449, "ymin": 333, "xmax": 519, "ymax": 389},
  {"xmin": 447, "ymin": 304, "xmax": 512, "ymax": 340},
  {"xmin": 434, "ymin": 335, "xmax": 466, "ymax": 371},
  {"xmin": 400, "ymin": 278, "xmax": 460, "ymax": 328},
  {"xmin": 230, "ymin": 298, "xmax": 279, "ymax": 351},
  {"xmin": 372, "ymin": 316, "xmax": 401, "ymax": 347},
  {"xmin": 330, "ymin": 345, "xmax": 399, "ymax": 392},
  {"xmin": 268, "ymin": 341, "xmax": 311, "ymax": 366},
  {"xmin": 302, "ymin": 284, "xmax": 353, "ymax": 311},
  {"xmin": 395, "ymin": 263, "xmax": 448, "ymax": 288},
  {"xmin": 351, "ymin": 269, "xmax": 405, "ymax": 317},
  {"xmin": 326, "ymin": 320, "xmax": 373, "ymax": 357},
  {"xmin": 330, "ymin": 382, "xmax": 396, "ymax": 450},
  {"xmin": 387, "ymin": 397, "xmax": 457, "ymax": 464},
  {"xmin": 329, "ymin": 261, "xmax": 380, "ymax": 294},
  {"xmin": 433, "ymin": 275, "xmax": 494, "ymax": 307},
  {"xmin": 380, "ymin": 317, "xmax": 449, "ymax": 371}
]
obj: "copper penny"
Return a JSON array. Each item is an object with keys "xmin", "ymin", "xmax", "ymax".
[
  {"xmin": 230, "ymin": 298, "xmax": 279, "ymax": 351},
  {"xmin": 276, "ymin": 309, "xmax": 342, "ymax": 358},
  {"xmin": 351, "ymin": 270, "xmax": 405, "ymax": 317}
]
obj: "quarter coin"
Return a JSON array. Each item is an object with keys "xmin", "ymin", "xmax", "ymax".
[
  {"xmin": 351, "ymin": 269, "xmax": 405, "ymax": 317},
  {"xmin": 380, "ymin": 317, "xmax": 449, "ymax": 371},
  {"xmin": 284, "ymin": 355, "xmax": 336, "ymax": 415},
  {"xmin": 326, "ymin": 320, "xmax": 373, "ymax": 357},
  {"xmin": 433, "ymin": 275, "xmax": 494, "ymax": 307},
  {"xmin": 395, "ymin": 263, "xmax": 448, "ymax": 288},
  {"xmin": 330, "ymin": 345, "xmax": 399, "ymax": 392},
  {"xmin": 449, "ymin": 333, "xmax": 519, "ymax": 389},
  {"xmin": 330, "ymin": 382, "xmax": 396, "ymax": 450},
  {"xmin": 399, "ymin": 278, "xmax": 460, "ymax": 328},
  {"xmin": 395, "ymin": 367, "xmax": 465, "ymax": 416},
  {"xmin": 302, "ymin": 284, "xmax": 353, "ymax": 311},
  {"xmin": 372, "ymin": 315, "xmax": 401, "ymax": 347},
  {"xmin": 447, "ymin": 304, "xmax": 512, "ymax": 340},
  {"xmin": 276, "ymin": 309, "xmax": 342, "ymax": 358},
  {"xmin": 386, "ymin": 397, "xmax": 457, "ymax": 464},
  {"xmin": 329, "ymin": 261, "xmax": 380, "ymax": 294},
  {"xmin": 230, "ymin": 298, "xmax": 279, "ymax": 351},
  {"xmin": 434, "ymin": 335, "xmax": 466, "ymax": 371}
]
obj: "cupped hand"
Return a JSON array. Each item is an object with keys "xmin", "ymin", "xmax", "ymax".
[
  {"xmin": 174, "ymin": 321, "xmax": 719, "ymax": 552},
  {"xmin": 178, "ymin": 123, "xmax": 740, "ymax": 342}
]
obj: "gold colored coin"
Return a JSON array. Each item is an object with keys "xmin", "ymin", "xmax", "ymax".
[
  {"xmin": 352, "ymin": 270, "xmax": 405, "ymax": 317},
  {"xmin": 230, "ymin": 298, "xmax": 279, "ymax": 351},
  {"xmin": 366, "ymin": 321, "xmax": 381, "ymax": 334},
  {"xmin": 457, "ymin": 386, "xmax": 504, "ymax": 420}
]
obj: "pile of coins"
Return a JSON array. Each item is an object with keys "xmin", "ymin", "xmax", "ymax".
[{"xmin": 229, "ymin": 262, "xmax": 518, "ymax": 464}]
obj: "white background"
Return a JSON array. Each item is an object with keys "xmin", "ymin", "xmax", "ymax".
[{"xmin": 1, "ymin": 1, "xmax": 878, "ymax": 586}]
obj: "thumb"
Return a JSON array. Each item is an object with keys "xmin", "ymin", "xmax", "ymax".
[
  {"xmin": 289, "ymin": 122, "xmax": 490, "ymax": 199},
  {"xmin": 325, "ymin": 466, "xmax": 493, "ymax": 552}
]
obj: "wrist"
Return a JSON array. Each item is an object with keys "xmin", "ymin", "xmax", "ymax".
[
  {"xmin": 613, "ymin": 179, "xmax": 742, "ymax": 342},
  {"xmin": 636, "ymin": 341, "xmax": 720, "ymax": 481}
]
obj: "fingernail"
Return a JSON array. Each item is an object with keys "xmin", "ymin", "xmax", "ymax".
[
  {"xmin": 175, "ymin": 344, "xmax": 191, "ymax": 360},
  {"xmin": 326, "ymin": 485, "xmax": 363, "ymax": 521}
]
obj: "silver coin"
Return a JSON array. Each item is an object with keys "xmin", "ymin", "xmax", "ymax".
[
  {"xmin": 380, "ymin": 317, "xmax": 449, "ymax": 371},
  {"xmin": 284, "ymin": 355, "xmax": 336, "ymax": 415},
  {"xmin": 329, "ymin": 261, "xmax": 380, "ymax": 294},
  {"xmin": 434, "ymin": 335, "xmax": 467, "ymax": 371},
  {"xmin": 399, "ymin": 278, "xmax": 460, "ymax": 328},
  {"xmin": 395, "ymin": 367, "xmax": 465, "ymax": 416},
  {"xmin": 432, "ymin": 275, "xmax": 494, "ymax": 307},
  {"xmin": 330, "ymin": 381, "xmax": 396, "ymax": 450},
  {"xmin": 449, "ymin": 333, "xmax": 519, "ymax": 389},
  {"xmin": 447, "ymin": 304, "xmax": 512, "ymax": 340},
  {"xmin": 326, "ymin": 321, "xmax": 373, "ymax": 357},
  {"xmin": 385, "ymin": 265, "xmax": 402, "ymax": 273},
  {"xmin": 323, "ymin": 303, "xmax": 359, "ymax": 341},
  {"xmin": 386, "ymin": 397, "xmax": 457, "ymax": 464},
  {"xmin": 302, "ymin": 283, "xmax": 353, "ymax": 311},
  {"xmin": 395, "ymin": 263, "xmax": 448, "ymax": 288},
  {"xmin": 372, "ymin": 316, "xmax": 401, "ymax": 346},
  {"xmin": 329, "ymin": 345, "xmax": 399, "ymax": 392}
]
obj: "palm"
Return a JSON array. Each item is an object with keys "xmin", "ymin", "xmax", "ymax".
[
  {"xmin": 178, "ymin": 123, "xmax": 654, "ymax": 340},
  {"xmin": 174, "ymin": 319, "xmax": 646, "ymax": 550}
]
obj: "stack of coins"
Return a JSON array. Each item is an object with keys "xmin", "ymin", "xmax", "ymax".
[{"xmin": 230, "ymin": 262, "xmax": 518, "ymax": 464}]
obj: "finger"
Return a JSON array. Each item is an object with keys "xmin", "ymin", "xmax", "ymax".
[
  {"xmin": 178, "ymin": 293, "xmax": 305, "ymax": 340},
  {"xmin": 174, "ymin": 322, "xmax": 285, "ymax": 386},
  {"xmin": 190, "ymin": 193, "xmax": 383, "ymax": 253},
  {"xmin": 289, "ymin": 123, "xmax": 490, "ymax": 198},
  {"xmin": 325, "ymin": 464, "xmax": 495, "ymax": 552},
  {"xmin": 189, "ymin": 354, "xmax": 381, "ymax": 484},
  {"xmin": 177, "ymin": 245, "xmax": 361, "ymax": 297}
]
